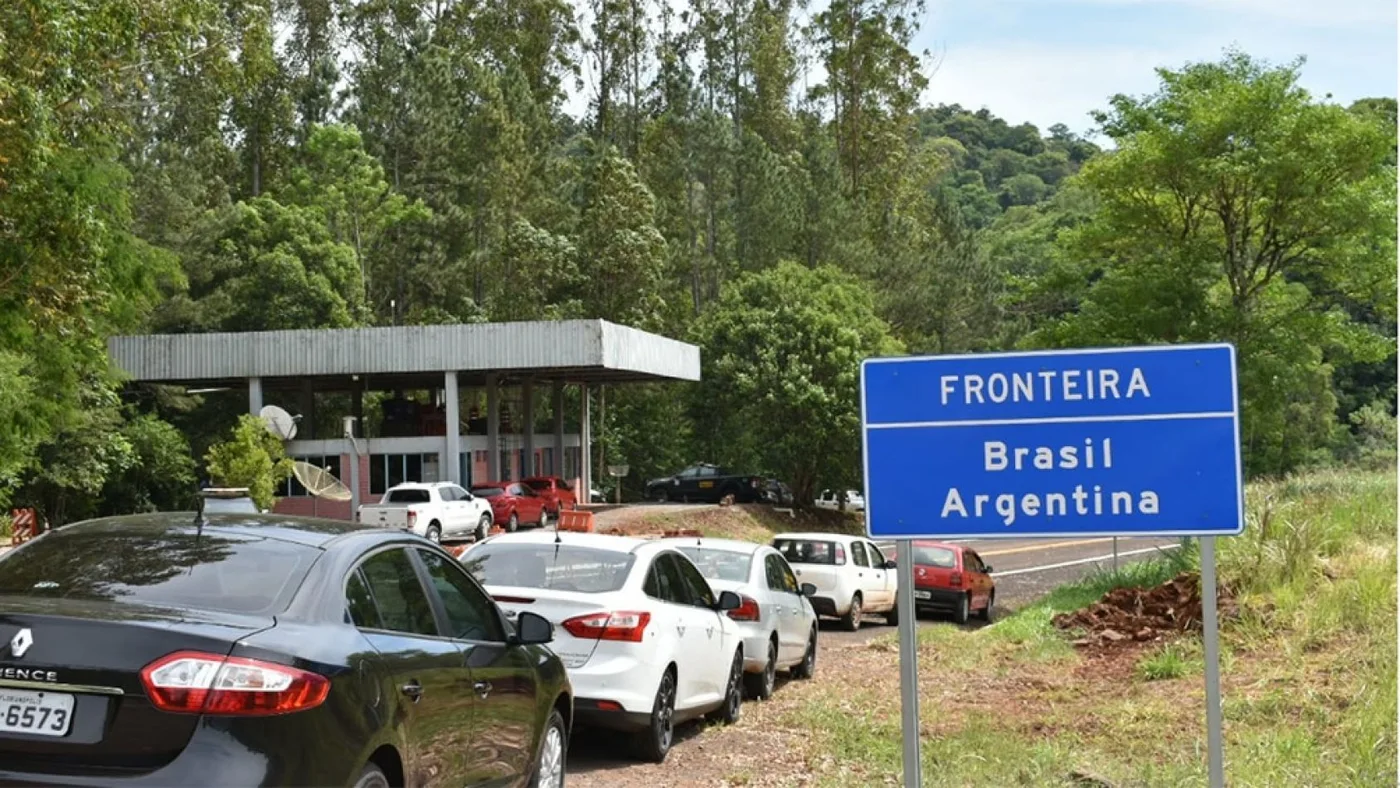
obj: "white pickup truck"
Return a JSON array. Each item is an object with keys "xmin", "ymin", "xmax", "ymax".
[{"xmin": 357, "ymin": 482, "xmax": 494, "ymax": 543}]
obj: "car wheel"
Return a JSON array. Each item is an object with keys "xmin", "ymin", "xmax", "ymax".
[
  {"xmin": 529, "ymin": 708, "xmax": 567, "ymax": 788},
  {"xmin": 632, "ymin": 669, "xmax": 677, "ymax": 763},
  {"xmin": 954, "ymin": 592, "xmax": 971, "ymax": 625},
  {"xmin": 712, "ymin": 649, "xmax": 744, "ymax": 724},
  {"xmin": 791, "ymin": 628, "xmax": 817, "ymax": 679},
  {"xmin": 507, "ymin": 512, "xmax": 520, "ymax": 533},
  {"xmin": 885, "ymin": 599, "xmax": 900, "ymax": 627},
  {"xmin": 980, "ymin": 591, "xmax": 995, "ymax": 622},
  {"xmin": 476, "ymin": 514, "xmax": 491, "ymax": 541},
  {"xmin": 352, "ymin": 764, "xmax": 390, "ymax": 788},
  {"xmin": 539, "ymin": 508, "xmax": 551, "ymax": 529},
  {"xmin": 744, "ymin": 639, "xmax": 778, "ymax": 700},
  {"xmin": 650, "ymin": 487, "xmax": 667, "ymax": 503},
  {"xmin": 840, "ymin": 593, "xmax": 863, "ymax": 631},
  {"xmin": 425, "ymin": 522, "xmax": 442, "ymax": 543}
]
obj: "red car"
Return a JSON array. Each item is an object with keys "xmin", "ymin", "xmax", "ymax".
[
  {"xmin": 470, "ymin": 481, "xmax": 549, "ymax": 532},
  {"xmin": 523, "ymin": 476, "xmax": 578, "ymax": 516},
  {"xmin": 900, "ymin": 541, "xmax": 996, "ymax": 624}
]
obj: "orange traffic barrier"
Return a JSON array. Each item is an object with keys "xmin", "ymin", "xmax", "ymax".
[
  {"xmin": 557, "ymin": 510, "xmax": 595, "ymax": 532},
  {"xmin": 9, "ymin": 509, "xmax": 37, "ymax": 546}
]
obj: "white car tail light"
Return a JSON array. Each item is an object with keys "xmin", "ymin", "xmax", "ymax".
[{"xmin": 561, "ymin": 611, "xmax": 652, "ymax": 642}]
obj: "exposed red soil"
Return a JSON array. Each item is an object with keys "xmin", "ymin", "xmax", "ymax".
[{"xmin": 1052, "ymin": 572, "xmax": 1238, "ymax": 650}]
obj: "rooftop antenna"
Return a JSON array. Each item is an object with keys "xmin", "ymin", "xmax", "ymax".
[{"xmin": 259, "ymin": 405, "xmax": 300, "ymax": 441}]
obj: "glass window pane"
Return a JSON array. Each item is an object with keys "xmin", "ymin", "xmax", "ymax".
[
  {"xmin": 388, "ymin": 454, "xmax": 406, "ymax": 488},
  {"xmin": 370, "ymin": 454, "xmax": 388, "ymax": 495},
  {"xmin": 358, "ymin": 549, "xmax": 438, "ymax": 636},
  {"xmin": 416, "ymin": 550, "xmax": 503, "ymax": 642}
]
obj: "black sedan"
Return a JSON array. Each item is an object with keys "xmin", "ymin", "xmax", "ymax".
[{"xmin": 0, "ymin": 511, "xmax": 571, "ymax": 787}]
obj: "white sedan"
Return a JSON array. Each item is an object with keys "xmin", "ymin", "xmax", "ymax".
[
  {"xmin": 669, "ymin": 537, "xmax": 819, "ymax": 700},
  {"xmin": 459, "ymin": 531, "xmax": 747, "ymax": 763}
]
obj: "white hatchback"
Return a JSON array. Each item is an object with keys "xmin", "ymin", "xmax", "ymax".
[
  {"xmin": 459, "ymin": 531, "xmax": 748, "ymax": 763},
  {"xmin": 668, "ymin": 537, "xmax": 819, "ymax": 700},
  {"xmin": 771, "ymin": 532, "xmax": 899, "ymax": 630}
]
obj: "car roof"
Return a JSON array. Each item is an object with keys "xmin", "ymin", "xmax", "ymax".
[
  {"xmin": 51, "ymin": 512, "xmax": 399, "ymax": 549},
  {"xmin": 471, "ymin": 480, "xmax": 513, "ymax": 487},
  {"xmin": 667, "ymin": 536, "xmax": 765, "ymax": 555},
  {"xmin": 909, "ymin": 540, "xmax": 962, "ymax": 550},
  {"xmin": 772, "ymin": 532, "xmax": 866, "ymax": 543},
  {"xmin": 387, "ymin": 481, "xmax": 454, "ymax": 489},
  {"xmin": 476, "ymin": 530, "xmax": 650, "ymax": 553}
]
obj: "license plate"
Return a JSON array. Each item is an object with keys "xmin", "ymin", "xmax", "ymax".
[
  {"xmin": 914, "ymin": 590, "xmax": 931, "ymax": 600},
  {"xmin": 0, "ymin": 689, "xmax": 75, "ymax": 737},
  {"xmin": 699, "ymin": 481, "xmax": 714, "ymax": 488}
]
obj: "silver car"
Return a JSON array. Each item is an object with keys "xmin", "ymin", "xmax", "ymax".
[{"xmin": 670, "ymin": 537, "xmax": 819, "ymax": 700}]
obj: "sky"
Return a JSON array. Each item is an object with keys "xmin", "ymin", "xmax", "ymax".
[
  {"xmin": 565, "ymin": 0, "xmax": 1398, "ymax": 137},
  {"xmin": 910, "ymin": 0, "xmax": 1398, "ymax": 135}
]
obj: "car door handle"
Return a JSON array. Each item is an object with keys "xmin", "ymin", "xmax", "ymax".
[
  {"xmin": 401, "ymin": 680, "xmax": 423, "ymax": 702},
  {"xmin": 473, "ymin": 681, "xmax": 492, "ymax": 699}
]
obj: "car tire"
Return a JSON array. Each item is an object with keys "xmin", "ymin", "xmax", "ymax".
[
  {"xmin": 476, "ymin": 514, "xmax": 492, "ymax": 541},
  {"xmin": 507, "ymin": 512, "xmax": 520, "ymax": 533},
  {"xmin": 840, "ymin": 593, "xmax": 863, "ymax": 631},
  {"xmin": 352, "ymin": 764, "xmax": 390, "ymax": 788},
  {"xmin": 711, "ymin": 649, "xmax": 744, "ymax": 724},
  {"xmin": 954, "ymin": 592, "xmax": 971, "ymax": 625},
  {"xmin": 744, "ymin": 638, "xmax": 778, "ymax": 700},
  {"xmin": 632, "ymin": 669, "xmax": 677, "ymax": 763},
  {"xmin": 791, "ymin": 629, "xmax": 817, "ymax": 679},
  {"xmin": 980, "ymin": 592, "xmax": 995, "ymax": 622},
  {"xmin": 529, "ymin": 708, "xmax": 567, "ymax": 788},
  {"xmin": 650, "ymin": 487, "xmax": 667, "ymax": 503},
  {"xmin": 885, "ymin": 600, "xmax": 899, "ymax": 627},
  {"xmin": 425, "ymin": 522, "xmax": 442, "ymax": 543},
  {"xmin": 539, "ymin": 508, "xmax": 551, "ymax": 529}
]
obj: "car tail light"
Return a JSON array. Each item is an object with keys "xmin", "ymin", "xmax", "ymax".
[
  {"xmin": 950, "ymin": 572, "xmax": 963, "ymax": 588},
  {"xmin": 406, "ymin": 509, "xmax": 417, "ymax": 529},
  {"xmin": 727, "ymin": 595, "xmax": 761, "ymax": 622},
  {"xmin": 141, "ymin": 651, "xmax": 329, "ymax": 716},
  {"xmin": 561, "ymin": 611, "xmax": 652, "ymax": 642},
  {"xmin": 834, "ymin": 544, "xmax": 847, "ymax": 565}
]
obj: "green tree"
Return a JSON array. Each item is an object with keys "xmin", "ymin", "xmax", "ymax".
[
  {"xmin": 101, "ymin": 415, "xmax": 199, "ymax": 514},
  {"xmin": 204, "ymin": 415, "xmax": 294, "ymax": 511},
  {"xmin": 1032, "ymin": 51, "xmax": 1396, "ymax": 475},
  {"xmin": 690, "ymin": 262, "xmax": 902, "ymax": 502},
  {"xmin": 571, "ymin": 143, "xmax": 669, "ymax": 326}
]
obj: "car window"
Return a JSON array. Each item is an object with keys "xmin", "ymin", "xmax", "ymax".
[
  {"xmin": 698, "ymin": 466, "xmax": 719, "ymax": 478},
  {"xmin": 672, "ymin": 553, "xmax": 718, "ymax": 608},
  {"xmin": 964, "ymin": 551, "xmax": 984, "ymax": 573},
  {"xmin": 774, "ymin": 538, "xmax": 838, "ymax": 565},
  {"xmin": 912, "ymin": 545, "xmax": 957, "ymax": 568},
  {"xmin": 415, "ymin": 549, "xmax": 503, "ymax": 642},
  {"xmin": 644, "ymin": 554, "xmax": 691, "ymax": 605},
  {"xmin": 385, "ymin": 488, "xmax": 432, "ymax": 504},
  {"xmin": 676, "ymin": 547, "xmax": 752, "ymax": 583},
  {"xmin": 0, "ymin": 527, "xmax": 317, "ymax": 615},
  {"xmin": 357, "ymin": 549, "xmax": 439, "ymax": 636},
  {"xmin": 464, "ymin": 543, "xmax": 635, "ymax": 593},
  {"xmin": 867, "ymin": 542, "xmax": 887, "ymax": 566},
  {"xmin": 851, "ymin": 541, "xmax": 869, "ymax": 568},
  {"xmin": 764, "ymin": 554, "xmax": 789, "ymax": 592},
  {"xmin": 345, "ymin": 568, "xmax": 383, "ymax": 628},
  {"xmin": 471, "ymin": 487, "xmax": 505, "ymax": 497},
  {"xmin": 778, "ymin": 557, "xmax": 800, "ymax": 593}
]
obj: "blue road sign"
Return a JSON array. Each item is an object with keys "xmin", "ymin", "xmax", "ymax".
[{"xmin": 860, "ymin": 344, "xmax": 1244, "ymax": 539}]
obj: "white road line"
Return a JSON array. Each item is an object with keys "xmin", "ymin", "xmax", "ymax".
[{"xmin": 990, "ymin": 544, "xmax": 1179, "ymax": 577}]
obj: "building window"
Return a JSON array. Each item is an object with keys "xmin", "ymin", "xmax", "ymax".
[
  {"xmin": 284, "ymin": 455, "xmax": 342, "ymax": 497},
  {"xmin": 370, "ymin": 453, "xmax": 443, "ymax": 495}
]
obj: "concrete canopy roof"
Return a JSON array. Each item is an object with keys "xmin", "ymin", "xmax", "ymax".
[{"xmin": 108, "ymin": 320, "xmax": 700, "ymax": 393}]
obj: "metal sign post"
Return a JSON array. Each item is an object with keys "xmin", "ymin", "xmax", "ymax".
[
  {"xmin": 859, "ymin": 344, "xmax": 1244, "ymax": 788},
  {"xmin": 896, "ymin": 538, "xmax": 922, "ymax": 787}
]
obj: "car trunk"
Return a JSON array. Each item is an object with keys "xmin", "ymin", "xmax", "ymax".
[
  {"xmin": 485, "ymin": 585, "xmax": 616, "ymax": 668},
  {"xmin": 0, "ymin": 597, "xmax": 273, "ymax": 776}
]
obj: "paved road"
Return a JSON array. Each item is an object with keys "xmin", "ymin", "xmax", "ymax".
[{"xmin": 820, "ymin": 535, "xmax": 1181, "ymax": 645}]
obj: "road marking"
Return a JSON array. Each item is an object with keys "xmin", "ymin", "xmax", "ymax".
[
  {"xmin": 980, "ymin": 537, "xmax": 1116, "ymax": 557},
  {"xmin": 990, "ymin": 544, "xmax": 1179, "ymax": 577}
]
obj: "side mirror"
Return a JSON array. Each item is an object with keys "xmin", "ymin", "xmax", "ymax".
[
  {"xmin": 513, "ymin": 611, "xmax": 554, "ymax": 645},
  {"xmin": 983, "ymin": 565, "xmax": 994, "ymax": 574},
  {"xmin": 716, "ymin": 590, "xmax": 742, "ymax": 612},
  {"xmin": 884, "ymin": 560, "xmax": 897, "ymax": 570},
  {"xmin": 800, "ymin": 583, "xmax": 817, "ymax": 598}
]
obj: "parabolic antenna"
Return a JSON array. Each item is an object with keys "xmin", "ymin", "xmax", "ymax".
[
  {"xmin": 292, "ymin": 461, "xmax": 352, "ymax": 501},
  {"xmin": 259, "ymin": 405, "xmax": 299, "ymax": 440}
]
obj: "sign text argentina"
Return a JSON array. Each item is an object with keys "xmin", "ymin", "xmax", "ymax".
[{"xmin": 860, "ymin": 345, "xmax": 1244, "ymax": 539}]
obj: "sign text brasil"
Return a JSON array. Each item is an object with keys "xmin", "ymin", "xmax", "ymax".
[{"xmin": 861, "ymin": 345, "xmax": 1245, "ymax": 539}]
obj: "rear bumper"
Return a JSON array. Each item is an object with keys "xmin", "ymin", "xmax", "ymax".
[
  {"xmin": 809, "ymin": 596, "xmax": 843, "ymax": 618},
  {"xmin": 568, "ymin": 652, "xmax": 665, "ymax": 719},
  {"xmin": 573, "ymin": 698, "xmax": 653, "ymax": 733},
  {"xmin": 914, "ymin": 587, "xmax": 966, "ymax": 611}
]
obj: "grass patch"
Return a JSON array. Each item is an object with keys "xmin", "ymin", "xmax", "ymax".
[{"xmin": 781, "ymin": 466, "xmax": 1396, "ymax": 787}]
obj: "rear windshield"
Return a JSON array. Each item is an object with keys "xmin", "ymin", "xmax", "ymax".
[
  {"xmin": 202, "ymin": 497, "xmax": 259, "ymax": 513},
  {"xmin": 462, "ymin": 543, "xmax": 634, "ymax": 594},
  {"xmin": 0, "ymin": 529, "xmax": 318, "ymax": 615},
  {"xmin": 912, "ymin": 545, "xmax": 957, "ymax": 568},
  {"xmin": 676, "ymin": 547, "xmax": 752, "ymax": 582},
  {"xmin": 385, "ymin": 488, "xmax": 432, "ymax": 504},
  {"xmin": 773, "ymin": 539, "xmax": 838, "ymax": 565},
  {"xmin": 471, "ymin": 487, "xmax": 505, "ymax": 497},
  {"xmin": 524, "ymin": 480, "xmax": 552, "ymax": 491}
]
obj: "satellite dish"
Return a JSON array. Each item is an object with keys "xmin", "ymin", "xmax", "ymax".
[
  {"xmin": 259, "ymin": 405, "xmax": 299, "ymax": 440},
  {"xmin": 292, "ymin": 461, "xmax": 352, "ymax": 501}
]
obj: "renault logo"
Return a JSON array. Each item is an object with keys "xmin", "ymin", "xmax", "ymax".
[{"xmin": 9, "ymin": 628, "xmax": 33, "ymax": 659}]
